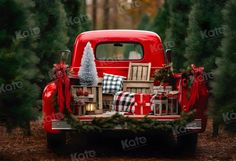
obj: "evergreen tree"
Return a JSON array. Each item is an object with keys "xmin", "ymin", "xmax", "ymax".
[
  {"xmin": 0, "ymin": 0, "xmax": 40, "ymax": 133},
  {"xmin": 165, "ymin": 0, "xmax": 191, "ymax": 70},
  {"xmin": 79, "ymin": 42, "xmax": 98, "ymax": 86},
  {"xmin": 185, "ymin": 0, "xmax": 228, "ymax": 136},
  {"xmin": 62, "ymin": 0, "xmax": 91, "ymax": 50},
  {"xmin": 150, "ymin": 1, "xmax": 170, "ymax": 41},
  {"xmin": 137, "ymin": 14, "xmax": 150, "ymax": 30},
  {"xmin": 211, "ymin": 0, "xmax": 236, "ymax": 135},
  {"xmin": 34, "ymin": 0, "xmax": 69, "ymax": 87},
  {"xmin": 185, "ymin": 0, "xmax": 226, "ymax": 72}
]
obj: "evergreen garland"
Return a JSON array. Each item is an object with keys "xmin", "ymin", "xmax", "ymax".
[
  {"xmin": 154, "ymin": 64, "xmax": 173, "ymax": 83},
  {"xmin": 64, "ymin": 111, "xmax": 194, "ymax": 133}
]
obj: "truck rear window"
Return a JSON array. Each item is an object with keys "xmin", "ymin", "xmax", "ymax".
[{"xmin": 95, "ymin": 42, "xmax": 143, "ymax": 60}]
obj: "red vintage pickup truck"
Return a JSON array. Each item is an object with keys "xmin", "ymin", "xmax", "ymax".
[{"xmin": 42, "ymin": 30, "xmax": 208, "ymax": 154}]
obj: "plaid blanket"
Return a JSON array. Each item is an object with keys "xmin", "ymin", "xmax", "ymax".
[{"xmin": 112, "ymin": 91, "xmax": 135, "ymax": 113}]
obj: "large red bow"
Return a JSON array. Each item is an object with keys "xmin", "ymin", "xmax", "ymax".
[
  {"xmin": 53, "ymin": 61, "xmax": 72, "ymax": 113},
  {"xmin": 179, "ymin": 64, "xmax": 208, "ymax": 112}
]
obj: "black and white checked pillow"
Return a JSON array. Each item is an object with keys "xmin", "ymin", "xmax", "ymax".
[
  {"xmin": 102, "ymin": 73, "xmax": 125, "ymax": 94},
  {"xmin": 113, "ymin": 91, "xmax": 135, "ymax": 112}
]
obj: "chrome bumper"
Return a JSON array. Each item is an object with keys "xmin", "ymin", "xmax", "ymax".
[
  {"xmin": 185, "ymin": 119, "xmax": 202, "ymax": 130},
  {"xmin": 52, "ymin": 119, "xmax": 72, "ymax": 130}
]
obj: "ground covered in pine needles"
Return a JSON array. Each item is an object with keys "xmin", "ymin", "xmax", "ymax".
[{"xmin": 0, "ymin": 119, "xmax": 236, "ymax": 161}]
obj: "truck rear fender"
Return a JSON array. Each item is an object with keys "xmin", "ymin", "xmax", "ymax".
[{"xmin": 42, "ymin": 81, "xmax": 62, "ymax": 134}]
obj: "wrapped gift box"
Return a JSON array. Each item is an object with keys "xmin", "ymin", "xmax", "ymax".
[{"xmin": 134, "ymin": 93, "xmax": 152, "ymax": 115}]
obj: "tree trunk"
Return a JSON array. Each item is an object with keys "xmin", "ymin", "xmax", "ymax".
[
  {"xmin": 103, "ymin": 0, "xmax": 109, "ymax": 29},
  {"xmin": 23, "ymin": 121, "xmax": 31, "ymax": 136},
  {"xmin": 81, "ymin": 0, "xmax": 87, "ymax": 14},
  {"xmin": 92, "ymin": 0, "xmax": 97, "ymax": 29},
  {"xmin": 112, "ymin": 1, "xmax": 118, "ymax": 29},
  {"xmin": 212, "ymin": 118, "xmax": 219, "ymax": 137}
]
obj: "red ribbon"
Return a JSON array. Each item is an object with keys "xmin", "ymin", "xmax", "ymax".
[
  {"xmin": 136, "ymin": 101, "xmax": 146, "ymax": 107},
  {"xmin": 135, "ymin": 94, "xmax": 151, "ymax": 115},
  {"xmin": 135, "ymin": 94, "xmax": 151, "ymax": 107},
  {"xmin": 179, "ymin": 64, "xmax": 208, "ymax": 112},
  {"xmin": 53, "ymin": 61, "xmax": 72, "ymax": 113}
]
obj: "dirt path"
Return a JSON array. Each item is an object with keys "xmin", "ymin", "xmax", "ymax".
[{"xmin": 0, "ymin": 120, "xmax": 236, "ymax": 161}]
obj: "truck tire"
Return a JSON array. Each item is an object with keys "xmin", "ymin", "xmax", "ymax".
[
  {"xmin": 176, "ymin": 133, "xmax": 198, "ymax": 155},
  {"xmin": 47, "ymin": 132, "xmax": 66, "ymax": 151}
]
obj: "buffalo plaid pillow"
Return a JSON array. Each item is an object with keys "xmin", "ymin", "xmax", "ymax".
[
  {"xmin": 102, "ymin": 73, "xmax": 125, "ymax": 94},
  {"xmin": 113, "ymin": 91, "xmax": 135, "ymax": 113}
]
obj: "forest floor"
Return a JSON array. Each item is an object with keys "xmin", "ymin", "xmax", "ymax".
[{"xmin": 0, "ymin": 119, "xmax": 236, "ymax": 161}]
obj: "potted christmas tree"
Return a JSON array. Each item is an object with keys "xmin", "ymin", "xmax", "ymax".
[{"xmin": 78, "ymin": 42, "xmax": 98, "ymax": 86}]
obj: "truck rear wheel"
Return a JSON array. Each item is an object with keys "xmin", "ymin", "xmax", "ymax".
[
  {"xmin": 47, "ymin": 132, "xmax": 66, "ymax": 151},
  {"xmin": 176, "ymin": 133, "xmax": 198, "ymax": 155}
]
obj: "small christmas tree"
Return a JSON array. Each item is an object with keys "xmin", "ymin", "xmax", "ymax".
[{"xmin": 79, "ymin": 42, "xmax": 98, "ymax": 86}]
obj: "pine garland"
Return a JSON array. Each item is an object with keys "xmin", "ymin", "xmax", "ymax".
[{"xmin": 64, "ymin": 111, "xmax": 194, "ymax": 133}]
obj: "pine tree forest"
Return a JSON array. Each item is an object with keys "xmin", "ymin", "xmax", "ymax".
[{"xmin": 0, "ymin": 0, "xmax": 236, "ymax": 160}]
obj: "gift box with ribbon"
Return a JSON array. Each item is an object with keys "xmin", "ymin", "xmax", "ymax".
[{"xmin": 134, "ymin": 93, "xmax": 152, "ymax": 115}]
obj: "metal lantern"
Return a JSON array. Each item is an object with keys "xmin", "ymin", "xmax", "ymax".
[
  {"xmin": 153, "ymin": 93, "xmax": 168, "ymax": 115},
  {"xmin": 168, "ymin": 91, "xmax": 179, "ymax": 115},
  {"xmin": 153, "ymin": 99, "xmax": 168, "ymax": 115},
  {"xmin": 85, "ymin": 102, "xmax": 96, "ymax": 115}
]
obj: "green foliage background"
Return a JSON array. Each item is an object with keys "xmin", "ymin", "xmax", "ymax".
[
  {"xmin": 0, "ymin": 0, "xmax": 90, "ymax": 131},
  {"xmin": 0, "ymin": 0, "xmax": 235, "ymax": 135},
  {"xmin": 138, "ymin": 0, "xmax": 235, "ymax": 134}
]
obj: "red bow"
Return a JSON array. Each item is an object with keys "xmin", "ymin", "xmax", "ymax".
[
  {"xmin": 53, "ymin": 61, "xmax": 72, "ymax": 113},
  {"xmin": 179, "ymin": 65, "xmax": 208, "ymax": 112}
]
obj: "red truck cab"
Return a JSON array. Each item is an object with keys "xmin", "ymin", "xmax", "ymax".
[
  {"xmin": 71, "ymin": 30, "xmax": 165, "ymax": 77},
  {"xmin": 42, "ymin": 30, "xmax": 208, "ymax": 153}
]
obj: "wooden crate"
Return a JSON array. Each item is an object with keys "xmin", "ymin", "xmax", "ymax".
[
  {"xmin": 102, "ymin": 94, "xmax": 114, "ymax": 112},
  {"xmin": 98, "ymin": 77, "xmax": 114, "ymax": 112},
  {"xmin": 71, "ymin": 85, "xmax": 103, "ymax": 111}
]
